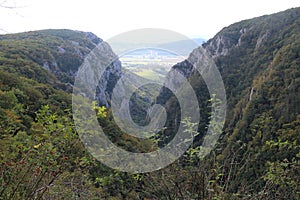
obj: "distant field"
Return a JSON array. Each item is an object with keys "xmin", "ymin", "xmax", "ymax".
[{"xmin": 120, "ymin": 51, "xmax": 185, "ymax": 82}]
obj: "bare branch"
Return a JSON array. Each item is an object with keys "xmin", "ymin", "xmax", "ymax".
[{"xmin": 0, "ymin": 0, "xmax": 27, "ymax": 9}]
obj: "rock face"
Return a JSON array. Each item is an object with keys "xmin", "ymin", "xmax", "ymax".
[
  {"xmin": 155, "ymin": 6, "xmax": 300, "ymax": 142},
  {"xmin": 155, "ymin": 7, "xmax": 300, "ymax": 191},
  {"xmin": 78, "ymin": 40, "xmax": 123, "ymax": 107},
  {"xmin": 42, "ymin": 30, "xmax": 123, "ymax": 107},
  {"xmin": 163, "ymin": 8, "xmax": 299, "ymax": 83},
  {"xmin": 0, "ymin": 29, "xmax": 123, "ymax": 107},
  {"xmin": 255, "ymin": 30, "xmax": 271, "ymax": 49},
  {"xmin": 205, "ymin": 35, "xmax": 232, "ymax": 57},
  {"xmin": 95, "ymin": 59, "xmax": 122, "ymax": 107}
]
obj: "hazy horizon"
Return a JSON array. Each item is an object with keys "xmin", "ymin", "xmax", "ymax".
[{"xmin": 1, "ymin": 0, "xmax": 299, "ymax": 40}]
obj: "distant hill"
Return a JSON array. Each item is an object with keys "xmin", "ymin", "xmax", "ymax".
[
  {"xmin": 192, "ymin": 38, "xmax": 206, "ymax": 45},
  {"xmin": 109, "ymin": 32, "xmax": 205, "ymax": 57},
  {"xmin": 157, "ymin": 38, "xmax": 205, "ymax": 56}
]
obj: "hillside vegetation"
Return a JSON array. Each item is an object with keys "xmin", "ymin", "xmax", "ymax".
[{"xmin": 0, "ymin": 8, "xmax": 299, "ymax": 199}]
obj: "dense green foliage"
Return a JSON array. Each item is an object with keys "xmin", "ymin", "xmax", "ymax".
[
  {"xmin": 0, "ymin": 29, "xmax": 100, "ymax": 85},
  {"xmin": 0, "ymin": 8, "xmax": 300, "ymax": 199},
  {"xmin": 211, "ymin": 8, "xmax": 300, "ymax": 196},
  {"xmin": 155, "ymin": 7, "xmax": 300, "ymax": 199}
]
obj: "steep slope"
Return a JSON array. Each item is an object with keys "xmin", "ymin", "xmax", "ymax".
[
  {"xmin": 0, "ymin": 29, "xmax": 99, "ymax": 84},
  {"xmin": 0, "ymin": 29, "xmax": 122, "ymax": 106},
  {"xmin": 157, "ymin": 7, "xmax": 300, "ymax": 197},
  {"xmin": 0, "ymin": 29, "xmax": 151, "ymax": 199},
  {"xmin": 0, "ymin": 8, "xmax": 299, "ymax": 199},
  {"xmin": 0, "ymin": 29, "xmax": 124, "ymax": 133}
]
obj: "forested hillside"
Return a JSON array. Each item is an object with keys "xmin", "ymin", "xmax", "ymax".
[
  {"xmin": 0, "ymin": 29, "xmax": 129, "ymax": 199},
  {"xmin": 0, "ymin": 8, "xmax": 299, "ymax": 199},
  {"xmin": 156, "ymin": 7, "xmax": 300, "ymax": 199}
]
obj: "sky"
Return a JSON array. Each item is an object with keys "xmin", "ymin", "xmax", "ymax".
[{"xmin": 0, "ymin": 0, "xmax": 299, "ymax": 40}]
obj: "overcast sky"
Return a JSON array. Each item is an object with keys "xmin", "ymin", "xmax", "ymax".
[{"xmin": 0, "ymin": 0, "xmax": 299, "ymax": 40}]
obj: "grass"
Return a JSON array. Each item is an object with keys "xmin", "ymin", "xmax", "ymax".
[{"xmin": 135, "ymin": 69, "xmax": 162, "ymax": 81}]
